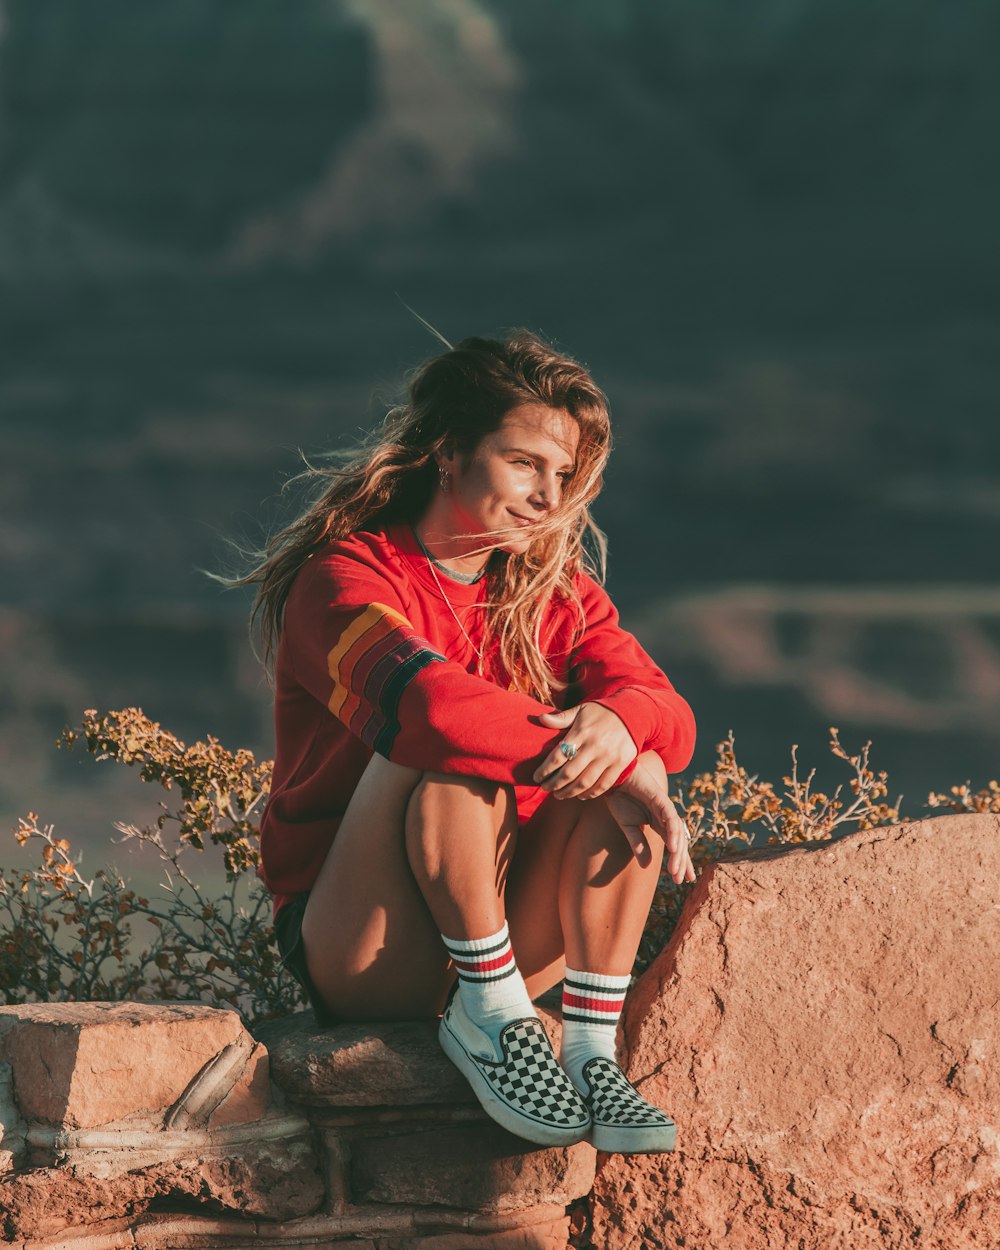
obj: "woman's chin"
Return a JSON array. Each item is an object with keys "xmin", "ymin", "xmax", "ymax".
[{"xmin": 496, "ymin": 534, "xmax": 535, "ymax": 556}]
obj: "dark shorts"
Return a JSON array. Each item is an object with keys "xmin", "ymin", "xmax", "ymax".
[{"xmin": 274, "ymin": 895, "xmax": 338, "ymax": 1027}]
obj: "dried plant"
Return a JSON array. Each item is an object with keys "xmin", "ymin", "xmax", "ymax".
[
  {"xmin": 926, "ymin": 781, "xmax": 1000, "ymax": 814},
  {"xmin": 1, "ymin": 709, "xmax": 302, "ymax": 1024},
  {"xmin": 3, "ymin": 709, "xmax": 994, "ymax": 1007}
]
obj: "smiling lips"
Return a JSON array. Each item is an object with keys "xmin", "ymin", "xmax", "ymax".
[{"xmin": 507, "ymin": 512, "xmax": 536, "ymax": 528}]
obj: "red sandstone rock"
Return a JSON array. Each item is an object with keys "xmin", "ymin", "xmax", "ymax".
[
  {"xmin": 256, "ymin": 1006, "xmax": 563, "ymax": 1109},
  {"xmin": 591, "ymin": 813, "xmax": 1000, "ymax": 1250},
  {"xmin": 350, "ymin": 1121, "xmax": 594, "ymax": 1212},
  {"xmin": 0, "ymin": 1002, "xmax": 268, "ymax": 1129},
  {"xmin": 378, "ymin": 1218, "xmax": 571, "ymax": 1250},
  {"xmin": 0, "ymin": 1127, "xmax": 325, "ymax": 1238}
]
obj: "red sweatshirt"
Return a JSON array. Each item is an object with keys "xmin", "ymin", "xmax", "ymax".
[{"xmin": 259, "ymin": 524, "xmax": 696, "ymax": 911}]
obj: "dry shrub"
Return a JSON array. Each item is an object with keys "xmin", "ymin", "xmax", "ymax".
[
  {"xmin": 3, "ymin": 709, "xmax": 994, "ymax": 1012},
  {"xmin": 1, "ymin": 709, "xmax": 301, "ymax": 1024}
]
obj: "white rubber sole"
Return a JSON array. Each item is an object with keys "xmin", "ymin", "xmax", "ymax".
[
  {"xmin": 590, "ymin": 1119, "xmax": 677, "ymax": 1153},
  {"xmin": 438, "ymin": 1015, "xmax": 591, "ymax": 1148}
]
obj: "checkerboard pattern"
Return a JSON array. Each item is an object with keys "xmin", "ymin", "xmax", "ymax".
[
  {"xmin": 582, "ymin": 1057, "xmax": 677, "ymax": 1128},
  {"xmin": 480, "ymin": 1019, "xmax": 591, "ymax": 1128}
]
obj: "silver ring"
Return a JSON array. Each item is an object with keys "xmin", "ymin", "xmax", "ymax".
[{"xmin": 559, "ymin": 741, "xmax": 578, "ymax": 761}]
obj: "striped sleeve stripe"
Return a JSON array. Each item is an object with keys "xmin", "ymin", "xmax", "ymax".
[{"xmin": 327, "ymin": 602, "xmax": 444, "ymax": 756}]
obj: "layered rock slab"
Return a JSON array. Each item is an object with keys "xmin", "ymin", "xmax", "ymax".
[
  {"xmin": 0, "ymin": 1001, "xmax": 269, "ymax": 1130},
  {"xmin": 591, "ymin": 812, "xmax": 1000, "ymax": 1250},
  {"xmin": 0, "ymin": 1002, "xmax": 323, "ymax": 1240},
  {"xmin": 257, "ymin": 1005, "xmax": 592, "ymax": 1231},
  {"xmin": 256, "ymin": 1005, "xmax": 564, "ymax": 1108},
  {"xmin": 1, "ymin": 1000, "xmax": 588, "ymax": 1246}
]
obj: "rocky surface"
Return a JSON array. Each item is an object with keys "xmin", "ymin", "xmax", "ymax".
[
  {"xmin": 0, "ymin": 1001, "xmax": 587, "ymax": 1247},
  {"xmin": 5, "ymin": 814, "xmax": 999, "ymax": 1246},
  {"xmin": 0, "ymin": 1001, "xmax": 269, "ymax": 1131},
  {"xmin": 256, "ymin": 1004, "xmax": 563, "ymax": 1109},
  {"xmin": 591, "ymin": 811, "xmax": 1000, "ymax": 1250},
  {"xmin": 0, "ymin": 1002, "xmax": 324, "ymax": 1240},
  {"xmin": 350, "ymin": 1121, "xmax": 592, "ymax": 1214}
]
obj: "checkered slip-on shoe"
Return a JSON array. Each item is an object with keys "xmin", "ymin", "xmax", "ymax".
[
  {"xmin": 580, "ymin": 1056, "xmax": 677, "ymax": 1153},
  {"xmin": 438, "ymin": 993, "xmax": 591, "ymax": 1147}
]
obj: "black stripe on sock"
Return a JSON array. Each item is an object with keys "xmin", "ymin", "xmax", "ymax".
[
  {"xmin": 444, "ymin": 935, "xmax": 511, "ymax": 960},
  {"xmin": 455, "ymin": 964, "xmax": 517, "ymax": 984},
  {"xmin": 564, "ymin": 976, "xmax": 627, "ymax": 997}
]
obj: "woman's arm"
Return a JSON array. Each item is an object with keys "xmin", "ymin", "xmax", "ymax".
[
  {"xmin": 605, "ymin": 751, "xmax": 697, "ymax": 882},
  {"xmin": 532, "ymin": 574, "xmax": 696, "ymax": 794},
  {"xmin": 284, "ymin": 548, "xmax": 570, "ymax": 786}
]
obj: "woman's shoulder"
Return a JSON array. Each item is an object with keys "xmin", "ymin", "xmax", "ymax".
[
  {"xmin": 318, "ymin": 525, "xmax": 396, "ymax": 563},
  {"xmin": 540, "ymin": 568, "xmax": 614, "ymax": 650},
  {"xmin": 567, "ymin": 566, "xmax": 614, "ymax": 609},
  {"xmin": 292, "ymin": 525, "xmax": 408, "ymax": 599}
]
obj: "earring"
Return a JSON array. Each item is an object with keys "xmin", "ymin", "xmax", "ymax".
[{"xmin": 439, "ymin": 466, "xmax": 451, "ymax": 492}]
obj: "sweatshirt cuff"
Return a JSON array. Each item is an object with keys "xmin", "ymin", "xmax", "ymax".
[{"xmin": 591, "ymin": 686, "xmax": 662, "ymax": 757}]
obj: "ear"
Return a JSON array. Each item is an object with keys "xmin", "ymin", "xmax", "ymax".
[{"xmin": 435, "ymin": 443, "xmax": 458, "ymax": 470}]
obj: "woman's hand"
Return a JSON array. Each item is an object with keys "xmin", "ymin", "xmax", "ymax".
[
  {"xmin": 534, "ymin": 702, "xmax": 638, "ymax": 800},
  {"xmin": 604, "ymin": 752, "xmax": 696, "ymax": 883}
]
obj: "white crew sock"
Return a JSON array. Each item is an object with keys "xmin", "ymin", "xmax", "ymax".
[
  {"xmin": 441, "ymin": 921, "xmax": 536, "ymax": 1043},
  {"xmin": 559, "ymin": 967, "xmax": 631, "ymax": 1093}
]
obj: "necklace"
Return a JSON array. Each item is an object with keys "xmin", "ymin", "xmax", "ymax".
[
  {"xmin": 411, "ymin": 525, "xmax": 486, "ymax": 585},
  {"xmin": 422, "ymin": 547, "xmax": 485, "ymax": 664}
]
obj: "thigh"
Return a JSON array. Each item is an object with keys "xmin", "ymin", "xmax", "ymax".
[{"xmin": 300, "ymin": 753, "xmax": 453, "ymax": 1021}]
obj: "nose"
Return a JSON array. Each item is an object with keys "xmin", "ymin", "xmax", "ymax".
[{"xmin": 529, "ymin": 470, "xmax": 561, "ymax": 512}]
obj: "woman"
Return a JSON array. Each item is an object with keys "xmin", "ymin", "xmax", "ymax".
[{"xmin": 246, "ymin": 330, "xmax": 697, "ymax": 1153}]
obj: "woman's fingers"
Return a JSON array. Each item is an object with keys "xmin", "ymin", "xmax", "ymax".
[
  {"xmin": 664, "ymin": 841, "xmax": 696, "ymax": 885},
  {"xmin": 534, "ymin": 708, "xmax": 581, "ymax": 784},
  {"xmin": 618, "ymin": 819, "xmax": 653, "ymax": 868},
  {"xmin": 533, "ymin": 703, "xmax": 636, "ymax": 789},
  {"xmin": 641, "ymin": 792, "xmax": 695, "ymax": 884},
  {"xmin": 545, "ymin": 759, "xmax": 614, "ymax": 800},
  {"xmin": 534, "ymin": 743, "xmax": 580, "ymax": 788},
  {"xmin": 671, "ymin": 844, "xmax": 697, "ymax": 885},
  {"xmin": 577, "ymin": 764, "xmax": 623, "ymax": 801},
  {"xmin": 646, "ymin": 791, "xmax": 687, "ymax": 848}
]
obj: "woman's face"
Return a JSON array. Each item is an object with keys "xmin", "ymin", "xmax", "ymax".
[{"xmin": 440, "ymin": 403, "xmax": 581, "ymax": 554}]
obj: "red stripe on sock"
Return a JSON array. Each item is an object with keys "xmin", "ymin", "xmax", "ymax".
[
  {"xmin": 563, "ymin": 992, "xmax": 624, "ymax": 1014},
  {"xmin": 453, "ymin": 950, "xmax": 514, "ymax": 974}
]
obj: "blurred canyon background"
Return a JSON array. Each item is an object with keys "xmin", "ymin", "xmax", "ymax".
[{"xmin": 2, "ymin": 0, "xmax": 999, "ymax": 889}]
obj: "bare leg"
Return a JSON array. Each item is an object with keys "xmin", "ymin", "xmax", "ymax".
[
  {"xmin": 506, "ymin": 760, "xmax": 679, "ymax": 1154},
  {"xmin": 299, "ymin": 749, "xmax": 673, "ymax": 1152},
  {"xmin": 300, "ymin": 754, "xmax": 518, "ymax": 1020},
  {"xmin": 506, "ymin": 753, "xmax": 666, "ymax": 998},
  {"xmin": 405, "ymin": 769, "xmax": 518, "ymax": 941},
  {"xmin": 300, "ymin": 751, "xmax": 663, "ymax": 1020}
]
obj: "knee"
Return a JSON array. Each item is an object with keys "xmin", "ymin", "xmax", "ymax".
[
  {"xmin": 412, "ymin": 770, "xmax": 515, "ymax": 813},
  {"xmin": 363, "ymin": 752, "xmax": 423, "ymax": 788}
]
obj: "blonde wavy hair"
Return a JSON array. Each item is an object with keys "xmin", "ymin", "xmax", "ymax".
[{"xmin": 232, "ymin": 330, "xmax": 613, "ymax": 702}]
